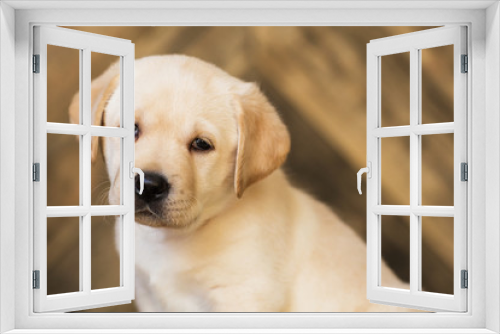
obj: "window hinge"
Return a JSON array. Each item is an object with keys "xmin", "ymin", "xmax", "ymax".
[
  {"xmin": 461, "ymin": 162, "xmax": 468, "ymax": 182},
  {"xmin": 33, "ymin": 270, "xmax": 40, "ymax": 289},
  {"xmin": 33, "ymin": 54, "xmax": 40, "ymax": 73},
  {"xmin": 461, "ymin": 54, "xmax": 468, "ymax": 73},
  {"xmin": 33, "ymin": 163, "xmax": 40, "ymax": 182},
  {"xmin": 461, "ymin": 270, "xmax": 468, "ymax": 289}
]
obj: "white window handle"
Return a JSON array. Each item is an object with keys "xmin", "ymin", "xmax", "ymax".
[
  {"xmin": 129, "ymin": 162, "xmax": 144, "ymax": 195},
  {"xmin": 357, "ymin": 162, "xmax": 372, "ymax": 195}
]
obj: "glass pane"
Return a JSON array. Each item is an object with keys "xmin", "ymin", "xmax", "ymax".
[
  {"xmin": 47, "ymin": 45, "xmax": 80, "ymax": 124},
  {"xmin": 421, "ymin": 217, "xmax": 454, "ymax": 294},
  {"xmin": 421, "ymin": 45, "xmax": 454, "ymax": 124},
  {"xmin": 91, "ymin": 52, "xmax": 121, "ymax": 128},
  {"xmin": 381, "ymin": 215, "xmax": 410, "ymax": 289},
  {"xmin": 91, "ymin": 137, "xmax": 121, "ymax": 206},
  {"xmin": 421, "ymin": 134, "xmax": 454, "ymax": 206},
  {"xmin": 381, "ymin": 136, "xmax": 410, "ymax": 205},
  {"xmin": 47, "ymin": 134, "xmax": 80, "ymax": 206},
  {"xmin": 91, "ymin": 216, "xmax": 121, "ymax": 290},
  {"xmin": 47, "ymin": 217, "xmax": 80, "ymax": 295},
  {"xmin": 381, "ymin": 52, "xmax": 410, "ymax": 127}
]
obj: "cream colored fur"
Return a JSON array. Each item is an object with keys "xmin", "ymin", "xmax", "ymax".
[{"xmin": 70, "ymin": 55, "xmax": 409, "ymax": 312}]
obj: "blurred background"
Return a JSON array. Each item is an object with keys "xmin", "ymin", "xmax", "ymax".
[{"xmin": 45, "ymin": 26, "xmax": 454, "ymax": 312}]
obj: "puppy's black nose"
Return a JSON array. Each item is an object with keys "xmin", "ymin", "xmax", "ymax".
[{"xmin": 136, "ymin": 172, "xmax": 170, "ymax": 202}]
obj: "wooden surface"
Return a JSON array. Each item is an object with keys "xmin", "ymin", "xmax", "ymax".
[{"xmin": 45, "ymin": 26, "xmax": 454, "ymax": 312}]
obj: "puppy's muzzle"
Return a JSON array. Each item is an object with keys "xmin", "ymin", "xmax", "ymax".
[{"xmin": 135, "ymin": 172, "xmax": 170, "ymax": 204}]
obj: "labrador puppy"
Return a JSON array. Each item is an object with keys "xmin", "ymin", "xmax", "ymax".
[{"xmin": 69, "ymin": 55, "xmax": 410, "ymax": 312}]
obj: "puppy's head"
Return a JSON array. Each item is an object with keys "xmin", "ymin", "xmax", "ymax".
[{"xmin": 70, "ymin": 55, "xmax": 290, "ymax": 229}]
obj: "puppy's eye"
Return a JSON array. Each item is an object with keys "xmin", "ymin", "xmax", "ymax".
[
  {"xmin": 135, "ymin": 123, "xmax": 140, "ymax": 140},
  {"xmin": 191, "ymin": 138, "xmax": 213, "ymax": 152}
]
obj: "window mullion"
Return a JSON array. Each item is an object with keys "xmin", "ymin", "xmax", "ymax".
[
  {"xmin": 409, "ymin": 47, "xmax": 420, "ymax": 294},
  {"xmin": 81, "ymin": 48, "xmax": 92, "ymax": 294}
]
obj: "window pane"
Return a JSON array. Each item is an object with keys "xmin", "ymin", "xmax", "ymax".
[
  {"xmin": 91, "ymin": 52, "xmax": 121, "ymax": 128},
  {"xmin": 47, "ymin": 217, "xmax": 80, "ymax": 295},
  {"xmin": 91, "ymin": 216, "xmax": 121, "ymax": 290},
  {"xmin": 421, "ymin": 134, "xmax": 454, "ymax": 206},
  {"xmin": 381, "ymin": 136, "xmax": 410, "ymax": 205},
  {"xmin": 421, "ymin": 217, "xmax": 454, "ymax": 294},
  {"xmin": 421, "ymin": 45, "xmax": 454, "ymax": 124},
  {"xmin": 47, "ymin": 45, "xmax": 80, "ymax": 124},
  {"xmin": 381, "ymin": 52, "xmax": 410, "ymax": 127},
  {"xmin": 47, "ymin": 133, "xmax": 80, "ymax": 206},
  {"xmin": 91, "ymin": 136, "xmax": 121, "ymax": 206},
  {"xmin": 381, "ymin": 215, "xmax": 410, "ymax": 290}
]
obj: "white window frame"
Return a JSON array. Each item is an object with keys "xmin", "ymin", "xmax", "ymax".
[{"xmin": 0, "ymin": 1, "xmax": 499, "ymax": 333}]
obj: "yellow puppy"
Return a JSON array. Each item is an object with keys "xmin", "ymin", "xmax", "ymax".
[{"xmin": 70, "ymin": 55, "xmax": 409, "ymax": 312}]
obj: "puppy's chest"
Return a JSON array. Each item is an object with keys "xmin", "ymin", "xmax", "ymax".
[{"xmin": 135, "ymin": 232, "xmax": 218, "ymax": 311}]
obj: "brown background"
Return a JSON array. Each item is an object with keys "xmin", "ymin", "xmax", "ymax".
[{"xmin": 45, "ymin": 26, "xmax": 455, "ymax": 312}]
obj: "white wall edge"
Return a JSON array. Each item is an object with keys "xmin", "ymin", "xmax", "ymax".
[
  {"xmin": 2, "ymin": 0, "xmax": 497, "ymax": 10},
  {"xmin": 1, "ymin": 3, "xmax": 494, "ymax": 333},
  {"xmin": 485, "ymin": 2, "xmax": 500, "ymax": 333},
  {"xmin": 2, "ymin": 329, "xmax": 499, "ymax": 334},
  {"xmin": 0, "ymin": 2, "xmax": 17, "ymax": 334}
]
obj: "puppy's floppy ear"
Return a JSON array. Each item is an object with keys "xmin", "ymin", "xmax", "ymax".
[
  {"xmin": 68, "ymin": 62, "xmax": 120, "ymax": 162},
  {"xmin": 234, "ymin": 83, "xmax": 291, "ymax": 198}
]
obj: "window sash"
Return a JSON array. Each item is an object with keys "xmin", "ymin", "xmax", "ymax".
[
  {"xmin": 32, "ymin": 25, "xmax": 136, "ymax": 313},
  {"xmin": 366, "ymin": 26, "xmax": 468, "ymax": 312}
]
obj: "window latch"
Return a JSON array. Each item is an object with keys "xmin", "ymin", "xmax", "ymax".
[
  {"xmin": 129, "ymin": 162, "xmax": 144, "ymax": 195},
  {"xmin": 357, "ymin": 162, "xmax": 372, "ymax": 195}
]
